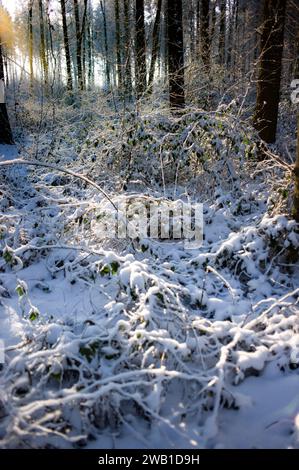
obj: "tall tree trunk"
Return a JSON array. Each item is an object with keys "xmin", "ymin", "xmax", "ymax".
[
  {"xmin": 218, "ymin": 0, "xmax": 226, "ymax": 65},
  {"xmin": 28, "ymin": 0, "xmax": 34, "ymax": 90},
  {"xmin": 124, "ymin": 0, "xmax": 132, "ymax": 99},
  {"xmin": 167, "ymin": 0, "xmax": 185, "ymax": 109},
  {"xmin": 39, "ymin": 0, "xmax": 48, "ymax": 86},
  {"xmin": 196, "ymin": 0, "xmax": 200, "ymax": 57},
  {"xmin": 100, "ymin": 0, "xmax": 111, "ymax": 90},
  {"xmin": 135, "ymin": 0, "xmax": 146, "ymax": 98},
  {"xmin": 60, "ymin": 0, "xmax": 73, "ymax": 91},
  {"xmin": 0, "ymin": 43, "xmax": 13, "ymax": 144},
  {"xmin": 254, "ymin": 0, "xmax": 287, "ymax": 143},
  {"xmin": 148, "ymin": 0, "xmax": 162, "ymax": 91},
  {"xmin": 114, "ymin": 0, "xmax": 123, "ymax": 89},
  {"xmin": 163, "ymin": 0, "xmax": 168, "ymax": 81},
  {"xmin": 87, "ymin": 4, "xmax": 93, "ymax": 88},
  {"xmin": 82, "ymin": 20, "xmax": 87, "ymax": 90},
  {"xmin": 188, "ymin": 0, "xmax": 195, "ymax": 60},
  {"xmin": 293, "ymin": 30, "xmax": 299, "ymax": 221},
  {"xmin": 232, "ymin": 0, "xmax": 239, "ymax": 81},
  {"xmin": 200, "ymin": 0, "xmax": 210, "ymax": 71},
  {"xmin": 294, "ymin": 110, "xmax": 299, "ymax": 222},
  {"xmin": 73, "ymin": 0, "xmax": 88, "ymax": 91},
  {"xmin": 209, "ymin": 0, "xmax": 217, "ymax": 60},
  {"xmin": 73, "ymin": 0, "xmax": 83, "ymax": 90},
  {"xmin": 226, "ymin": 0, "xmax": 235, "ymax": 70}
]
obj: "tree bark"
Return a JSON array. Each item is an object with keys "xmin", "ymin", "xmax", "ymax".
[
  {"xmin": 100, "ymin": 0, "xmax": 111, "ymax": 90},
  {"xmin": 73, "ymin": 0, "xmax": 88, "ymax": 91},
  {"xmin": 0, "ymin": 42, "xmax": 13, "ymax": 144},
  {"xmin": 28, "ymin": 0, "xmax": 34, "ymax": 90},
  {"xmin": 200, "ymin": 0, "xmax": 210, "ymax": 71},
  {"xmin": 114, "ymin": 0, "xmax": 123, "ymax": 89},
  {"xmin": 167, "ymin": 0, "xmax": 185, "ymax": 109},
  {"xmin": 148, "ymin": 0, "xmax": 162, "ymax": 91},
  {"xmin": 254, "ymin": 0, "xmax": 287, "ymax": 144},
  {"xmin": 135, "ymin": 0, "xmax": 146, "ymax": 98},
  {"xmin": 87, "ymin": 2, "xmax": 93, "ymax": 88},
  {"xmin": 73, "ymin": 0, "xmax": 82, "ymax": 90},
  {"xmin": 293, "ymin": 29, "xmax": 299, "ymax": 222},
  {"xmin": 218, "ymin": 0, "xmax": 226, "ymax": 65},
  {"xmin": 39, "ymin": 0, "xmax": 48, "ymax": 86},
  {"xmin": 226, "ymin": 0, "xmax": 235, "ymax": 69},
  {"xmin": 60, "ymin": 0, "xmax": 73, "ymax": 91},
  {"xmin": 124, "ymin": 0, "xmax": 132, "ymax": 99}
]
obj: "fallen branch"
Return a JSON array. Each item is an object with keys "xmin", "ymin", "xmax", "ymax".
[{"xmin": 0, "ymin": 158, "xmax": 118, "ymax": 211}]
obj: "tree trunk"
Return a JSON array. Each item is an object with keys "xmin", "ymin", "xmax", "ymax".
[
  {"xmin": 293, "ymin": 30, "xmax": 299, "ymax": 222},
  {"xmin": 188, "ymin": 0, "xmax": 195, "ymax": 60},
  {"xmin": 124, "ymin": 0, "xmax": 132, "ymax": 99},
  {"xmin": 148, "ymin": 0, "xmax": 162, "ymax": 91},
  {"xmin": 114, "ymin": 0, "xmax": 123, "ymax": 89},
  {"xmin": 232, "ymin": 0, "xmax": 239, "ymax": 81},
  {"xmin": 39, "ymin": 0, "xmax": 48, "ymax": 86},
  {"xmin": 254, "ymin": 0, "xmax": 287, "ymax": 144},
  {"xmin": 167, "ymin": 0, "xmax": 185, "ymax": 109},
  {"xmin": 135, "ymin": 0, "xmax": 147, "ymax": 98},
  {"xmin": 73, "ymin": 0, "xmax": 82, "ymax": 90},
  {"xmin": 226, "ymin": 0, "xmax": 235, "ymax": 70},
  {"xmin": 209, "ymin": 0, "xmax": 217, "ymax": 59},
  {"xmin": 218, "ymin": 0, "xmax": 226, "ymax": 65},
  {"xmin": 196, "ymin": 0, "xmax": 200, "ymax": 57},
  {"xmin": 60, "ymin": 0, "xmax": 73, "ymax": 91},
  {"xmin": 200, "ymin": 0, "xmax": 210, "ymax": 71},
  {"xmin": 82, "ymin": 19, "xmax": 87, "ymax": 90},
  {"xmin": 0, "ymin": 43, "xmax": 13, "ymax": 144},
  {"xmin": 28, "ymin": 0, "xmax": 34, "ymax": 90},
  {"xmin": 294, "ymin": 113, "xmax": 299, "ymax": 222},
  {"xmin": 100, "ymin": 0, "xmax": 111, "ymax": 90},
  {"xmin": 87, "ymin": 4, "xmax": 93, "ymax": 88},
  {"xmin": 73, "ymin": 0, "xmax": 88, "ymax": 91}
]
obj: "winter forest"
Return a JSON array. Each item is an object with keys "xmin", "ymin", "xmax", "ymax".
[{"xmin": 0, "ymin": 0, "xmax": 299, "ymax": 451}]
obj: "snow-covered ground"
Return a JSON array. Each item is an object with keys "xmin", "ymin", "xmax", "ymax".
[{"xmin": 0, "ymin": 118, "xmax": 298, "ymax": 450}]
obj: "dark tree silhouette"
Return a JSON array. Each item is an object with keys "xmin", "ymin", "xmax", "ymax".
[
  {"xmin": 100, "ymin": 0, "xmax": 111, "ymax": 89},
  {"xmin": 254, "ymin": 0, "xmax": 287, "ymax": 143},
  {"xmin": 0, "ymin": 42, "xmax": 13, "ymax": 144},
  {"xmin": 200, "ymin": 0, "xmax": 210, "ymax": 71},
  {"xmin": 73, "ymin": 0, "xmax": 88, "ymax": 91},
  {"xmin": 60, "ymin": 0, "xmax": 73, "ymax": 91},
  {"xmin": 148, "ymin": 0, "xmax": 162, "ymax": 91},
  {"xmin": 39, "ymin": 0, "xmax": 48, "ymax": 86},
  {"xmin": 114, "ymin": 0, "xmax": 123, "ymax": 89},
  {"xmin": 293, "ymin": 29, "xmax": 299, "ymax": 222},
  {"xmin": 135, "ymin": 0, "xmax": 146, "ymax": 98},
  {"xmin": 167, "ymin": 0, "xmax": 185, "ymax": 108},
  {"xmin": 219, "ymin": 0, "xmax": 226, "ymax": 65},
  {"xmin": 124, "ymin": 0, "xmax": 132, "ymax": 99},
  {"xmin": 28, "ymin": 0, "xmax": 34, "ymax": 89}
]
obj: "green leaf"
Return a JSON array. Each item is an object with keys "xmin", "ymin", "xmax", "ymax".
[
  {"xmin": 16, "ymin": 285, "xmax": 25, "ymax": 297},
  {"xmin": 100, "ymin": 265, "xmax": 111, "ymax": 276},
  {"xmin": 3, "ymin": 247, "xmax": 13, "ymax": 264},
  {"xmin": 51, "ymin": 372, "xmax": 62, "ymax": 381},
  {"xmin": 79, "ymin": 341, "xmax": 100, "ymax": 362},
  {"xmin": 155, "ymin": 292, "xmax": 165, "ymax": 304},
  {"xmin": 29, "ymin": 309, "xmax": 40, "ymax": 321},
  {"xmin": 110, "ymin": 261, "xmax": 120, "ymax": 275}
]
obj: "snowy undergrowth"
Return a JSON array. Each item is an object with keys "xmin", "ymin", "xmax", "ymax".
[{"xmin": 0, "ymin": 105, "xmax": 299, "ymax": 449}]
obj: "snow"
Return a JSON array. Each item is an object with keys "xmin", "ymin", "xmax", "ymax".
[
  {"xmin": 218, "ymin": 366, "xmax": 299, "ymax": 449},
  {"xmin": 235, "ymin": 346, "xmax": 268, "ymax": 372},
  {"xmin": 0, "ymin": 145, "xmax": 18, "ymax": 161},
  {"xmin": 0, "ymin": 110, "xmax": 298, "ymax": 450}
]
